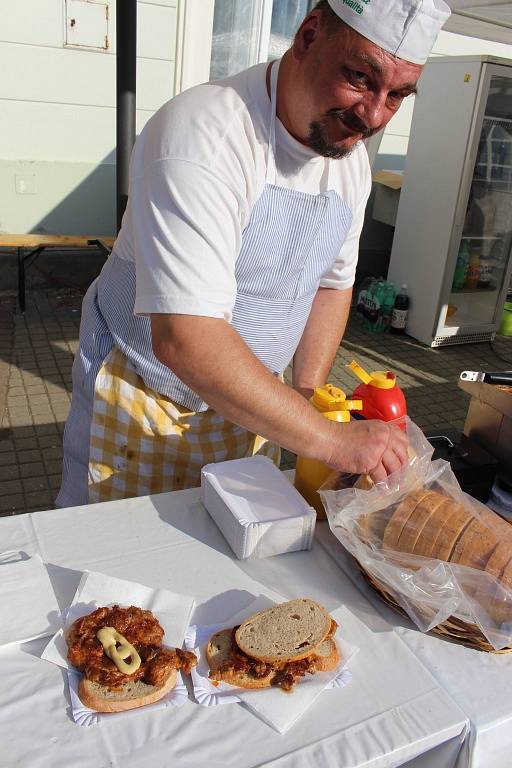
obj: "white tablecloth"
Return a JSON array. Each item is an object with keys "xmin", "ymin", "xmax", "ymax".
[
  {"xmin": 0, "ymin": 487, "xmax": 468, "ymax": 768},
  {"xmin": 316, "ymin": 524, "xmax": 512, "ymax": 768}
]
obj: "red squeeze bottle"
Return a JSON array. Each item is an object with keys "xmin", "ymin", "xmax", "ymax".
[{"xmin": 347, "ymin": 360, "xmax": 407, "ymax": 421}]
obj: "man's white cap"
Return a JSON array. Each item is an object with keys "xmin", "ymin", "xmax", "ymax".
[{"xmin": 326, "ymin": 0, "xmax": 451, "ymax": 65}]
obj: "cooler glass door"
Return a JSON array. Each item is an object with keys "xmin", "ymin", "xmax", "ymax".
[{"xmin": 442, "ymin": 67, "xmax": 512, "ymax": 337}]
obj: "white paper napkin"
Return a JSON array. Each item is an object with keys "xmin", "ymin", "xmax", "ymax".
[
  {"xmin": 0, "ymin": 551, "xmax": 61, "ymax": 647},
  {"xmin": 42, "ymin": 570, "xmax": 196, "ymax": 726},
  {"xmin": 185, "ymin": 596, "xmax": 358, "ymax": 734}
]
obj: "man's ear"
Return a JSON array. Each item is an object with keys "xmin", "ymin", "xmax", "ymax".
[{"xmin": 291, "ymin": 11, "xmax": 322, "ymax": 61}]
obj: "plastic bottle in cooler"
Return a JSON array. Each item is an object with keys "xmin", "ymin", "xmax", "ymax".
[{"xmin": 452, "ymin": 239, "xmax": 470, "ymax": 292}]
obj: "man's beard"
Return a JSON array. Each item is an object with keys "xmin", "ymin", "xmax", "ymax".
[{"xmin": 307, "ymin": 109, "xmax": 378, "ymax": 160}]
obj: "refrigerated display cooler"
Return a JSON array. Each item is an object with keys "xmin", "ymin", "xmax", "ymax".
[{"xmin": 388, "ymin": 56, "xmax": 512, "ymax": 347}]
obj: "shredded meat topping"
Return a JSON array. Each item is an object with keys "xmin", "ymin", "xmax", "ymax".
[
  {"xmin": 66, "ymin": 605, "xmax": 197, "ymax": 689},
  {"xmin": 211, "ymin": 626, "xmax": 319, "ymax": 692}
]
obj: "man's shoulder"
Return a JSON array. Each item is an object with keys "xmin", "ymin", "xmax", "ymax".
[{"xmin": 138, "ymin": 65, "xmax": 267, "ymax": 171}]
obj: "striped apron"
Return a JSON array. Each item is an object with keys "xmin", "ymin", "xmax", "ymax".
[{"xmin": 56, "ymin": 59, "xmax": 353, "ymax": 507}]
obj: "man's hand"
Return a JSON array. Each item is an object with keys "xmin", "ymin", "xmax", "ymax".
[{"xmin": 325, "ymin": 419, "xmax": 409, "ymax": 482}]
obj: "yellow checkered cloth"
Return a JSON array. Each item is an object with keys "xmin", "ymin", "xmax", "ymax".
[{"xmin": 88, "ymin": 347, "xmax": 280, "ymax": 503}]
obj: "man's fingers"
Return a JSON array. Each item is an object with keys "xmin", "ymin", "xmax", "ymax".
[
  {"xmin": 368, "ymin": 461, "xmax": 387, "ymax": 483},
  {"xmin": 381, "ymin": 449, "xmax": 403, "ymax": 477}
]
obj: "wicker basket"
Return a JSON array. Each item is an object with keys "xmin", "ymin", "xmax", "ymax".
[{"xmin": 357, "ymin": 561, "xmax": 512, "ymax": 654}]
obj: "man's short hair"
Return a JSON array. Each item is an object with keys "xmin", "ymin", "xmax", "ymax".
[{"xmin": 313, "ymin": 0, "xmax": 347, "ymax": 36}]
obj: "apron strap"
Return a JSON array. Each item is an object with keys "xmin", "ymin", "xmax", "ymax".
[{"xmin": 266, "ymin": 59, "xmax": 280, "ymax": 186}]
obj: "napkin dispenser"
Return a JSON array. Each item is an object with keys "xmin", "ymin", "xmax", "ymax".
[{"xmin": 201, "ymin": 456, "xmax": 316, "ymax": 560}]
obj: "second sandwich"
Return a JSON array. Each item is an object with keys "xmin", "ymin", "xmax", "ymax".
[{"xmin": 207, "ymin": 598, "xmax": 340, "ymax": 692}]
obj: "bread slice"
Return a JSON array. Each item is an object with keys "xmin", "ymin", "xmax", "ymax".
[
  {"xmin": 357, "ymin": 507, "xmax": 393, "ymax": 546},
  {"xmin": 396, "ymin": 490, "xmax": 448, "ymax": 555},
  {"xmin": 78, "ymin": 667, "xmax": 177, "ymax": 713},
  {"xmin": 383, "ymin": 489, "xmax": 432, "ymax": 551},
  {"xmin": 235, "ymin": 599, "xmax": 332, "ymax": 663},
  {"xmin": 413, "ymin": 498, "xmax": 453, "ymax": 557},
  {"xmin": 431, "ymin": 503, "xmax": 473, "ymax": 562},
  {"xmin": 450, "ymin": 518, "xmax": 499, "ymax": 570},
  {"xmin": 206, "ymin": 628, "xmax": 340, "ymax": 689}
]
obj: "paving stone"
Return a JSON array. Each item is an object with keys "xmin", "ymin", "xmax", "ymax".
[
  {"xmin": 28, "ymin": 395, "xmax": 50, "ymax": 407},
  {"xmin": 48, "ymin": 475, "xmax": 62, "ymax": 490},
  {"xmin": 0, "ymin": 479, "xmax": 23, "ymax": 495},
  {"xmin": 14, "ymin": 437, "xmax": 38, "ymax": 451},
  {"xmin": 18, "ymin": 449, "xmax": 42, "ymax": 464},
  {"xmin": 22, "ymin": 476, "xmax": 49, "ymax": 492},
  {"xmin": 32, "ymin": 412, "xmax": 56, "ymax": 425},
  {"xmin": 37, "ymin": 435, "xmax": 61, "ymax": 449},
  {"xmin": 7, "ymin": 396, "xmax": 29, "ymax": 408},
  {"xmin": 11, "ymin": 425, "xmax": 35, "ymax": 438},
  {"xmin": 24, "ymin": 385, "xmax": 47, "ymax": 395},
  {"xmin": 42, "ymin": 447, "xmax": 63, "ymax": 461},
  {"xmin": 0, "ymin": 439, "xmax": 14, "ymax": 453},
  {"xmin": 7, "ymin": 386, "xmax": 26, "ymax": 398},
  {"xmin": 0, "ymin": 464, "xmax": 20, "ymax": 481},
  {"xmin": 44, "ymin": 459, "xmax": 63, "ymax": 475},
  {"xmin": 34, "ymin": 424, "xmax": 59, "ymax": 436},
  {"xmin": 19, "ymin": 462, "xmax": 45, "ymax": 479},
  {"xmin": 0, "ymin": 494, "xmax": 25, "ymax": 512},
  {"xmin": 24, "ymin": 490, "xmax": 53, "ymax": 508}
]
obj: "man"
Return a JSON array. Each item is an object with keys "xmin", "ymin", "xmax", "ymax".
[{"xmin": 57, "ymin": 0, "xmax": 450, "ymax": 507}]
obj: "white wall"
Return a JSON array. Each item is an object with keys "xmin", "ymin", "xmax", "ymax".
[{"xmin": 0, "ymin": 0, "xmax": 213, "ymax": 235}]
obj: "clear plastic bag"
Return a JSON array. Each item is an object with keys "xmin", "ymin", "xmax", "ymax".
[{"xmin": 319, "ymin": 417, "xmax": 512, "ymax": 650}]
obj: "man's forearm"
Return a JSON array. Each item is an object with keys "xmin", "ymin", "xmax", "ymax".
[
  {"xmin": 150, "ymin": 311, "xmax": 409, "ymax": 480},
  {"xmin": 151, "ymin": 314, "xmax": 335, "ymax": 463},
  {"xmin": 292, "ymin": 286, "xmax": 352, "ymax": 399}
]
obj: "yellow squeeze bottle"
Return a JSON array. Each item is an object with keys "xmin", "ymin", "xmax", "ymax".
[{"xmin": 294, "ymin": 384, "xmax": 362, "ymax": 519}]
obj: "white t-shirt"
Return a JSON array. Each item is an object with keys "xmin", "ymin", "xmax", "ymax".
[{"xmin": 114, "ymin": 62, "xmax": 372, "ymax": 322}]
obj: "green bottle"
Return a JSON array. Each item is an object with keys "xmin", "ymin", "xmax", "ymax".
[{"xmin": 452, "ymin": 239, "xmax": 469, "ymax": 292}]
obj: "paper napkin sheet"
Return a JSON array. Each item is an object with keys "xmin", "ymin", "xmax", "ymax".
[
  {"xmin": 0, "ymin": 551, "xmax": 61, "ymax": 647},
  {"xmin": 185, "ymin": 595, "xmax": 357, "ymax": 734},
  {"xmin": 42, "ymin": 570, "xmax": 196, "ymax": 725}
]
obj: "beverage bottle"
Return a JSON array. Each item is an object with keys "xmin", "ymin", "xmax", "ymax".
[
  {"xmin": 390, "ymin": 284, "xmax": 409, "ymax": 335},
  {"xmin": 381, "ymin": 282, "xmax": 396, "ymax": 332},
  {"xmin": 356, "ymin": 277, "xmax": 375, "ymax": 315},
  {"xmin": 294, "ymin": 385, "xmax": 362, "ymax": 518},
  {"xmin": 452, "ymin": 239, "xmax": 469, "ymax": 292},
  {"xmin": 374, "ymin": 280, "xmax": 387, "ymax": 332},
  {"xmin": 465, "ymin": 250, "xmax": 481, "ymax": 290},
  {"xmin": 364, "ymin": 280, "xmax": 383, "ymax": 331}
]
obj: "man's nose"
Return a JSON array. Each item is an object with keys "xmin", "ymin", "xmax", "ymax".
[{"xmin": 354, "ymin": 92, "xmax": 388, "ymax": 131}]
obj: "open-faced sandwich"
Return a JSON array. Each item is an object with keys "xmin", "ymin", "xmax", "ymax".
[
  {"xmin": 207, "ymin": 598, "xmax": 340, "ymax": 692},
  {"xmin": 66, "ymin": 605, "xmax": 197, "ymax": 712}
]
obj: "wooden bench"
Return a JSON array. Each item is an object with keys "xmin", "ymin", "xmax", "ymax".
[{"xmin": 0, "ymin": 234, "xmax": 115, "ymax": 313}]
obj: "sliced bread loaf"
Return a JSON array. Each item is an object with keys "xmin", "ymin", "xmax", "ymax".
[
  {"xmin": 383, "ymin": 489, "xmax": 432, "ymax": 551},
  {"xmin": 235, "ymin": 599, "xmax": 332, "ymax": 663},
  {"xmin": 396, "ymin": 490, "xmax": 449, "ymax": 555}
]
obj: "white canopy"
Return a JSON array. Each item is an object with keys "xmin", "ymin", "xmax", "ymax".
[{"xmin": 446, "ymin": 2, "xmax": 512, "ymax": 45}]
